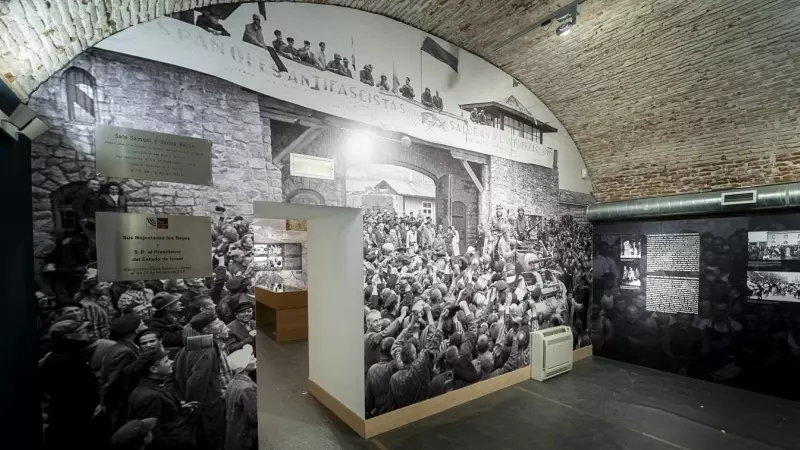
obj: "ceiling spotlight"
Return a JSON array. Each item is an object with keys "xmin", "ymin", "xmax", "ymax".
[{"xmin": 556, "ymin": 22, "xmax": 572, "ymax": 36}]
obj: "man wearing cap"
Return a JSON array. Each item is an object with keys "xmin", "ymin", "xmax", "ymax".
[
  {"xmin": 514, "ymin": 205, "xmax": 531, "ymax": 241},
  {"xmin": 226, "ymin": 301, "xmax": 257, "ymax": 353},
  {"xmin": 41, "ymin": 319, "xmax": 98, "ymax": 449},
  {"xmin": 232, "ymin": 215, "xmax": 249, "ymax": 238},
  {"xmin": 227, "ymin": 249, "xmax": 248, "ymax": 277},
  {"xmin": 145, "ymin": 291, "xmax": 185, "ymax": 350},
  {"xmin": 178, "ymin": 278, "xmax": 209, "ymax": 318},
  {"xmin": 433, "ymin": 89, "xmax": 443, "ymax": 111},
  {"xmin": 282, "ymin": 37, "xmax": 300, "ymax": 60},
  {"xmin": 127, "ymin": 349, "xmax": 194, "ymax": 449},
  {"xmin": 225, "ymin": 345, "xmax": 258, "ymax": 450},
  {"xmin": 360, "ymin": 64, "xmax": 375, "ymax": 86},
  {"xmin": 272, "ymin": 29, "xmax": 285, "ymax": 53},
  {"xmin": 195, "ymin": 10, "xmax": 230, "ymax": 36},
  {"xmin": 110, "ymin": 417, "xmax": 157, "ymax": 450},
  {"xmin": 326, "ymin": 53, "xmax": 344, "ymax": 75},
  {"xmin": 242, "ymin": 14, "xmax": 266, "ymax": 48},
  {"xmin": 342, "ymin": 57, "xmax": 354, "ymax": 78},
  {"xmin": 488, "ymin": 204, "xmax": 509, "ymax": 239},
  {"xmin": 102, "ymin": 314, "xmax": 145, "ymax": 432},
  {"xmin": 181, "ymin": 295, "xmax": 217, "ymax": 342},
  {"xmin": 173, "ymin": 311, "xmax": 231, "ymax": 450},
  {"xmin": 218, "ymin": 276, "xmax": 251, "ymax": 324},
  {"xmin": 297, "ymin": 40, "xmax": 316, "ymax": 65}
]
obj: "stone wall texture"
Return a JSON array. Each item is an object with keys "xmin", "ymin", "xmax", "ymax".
[
  {"xmin": 30, "ymin": 48, "xmax": 565, "ymax": 264},
  {"xmin": 29, "ymin": 49, "xmax": 282, "ymax": 258},
  {"xmin": 487, "ymin": 154, "xmax": 559, "ymax": 220}
]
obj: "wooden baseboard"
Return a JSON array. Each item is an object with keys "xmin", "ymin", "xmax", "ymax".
[
  {"xmin": 307, "ymin": 347, "xmax": 591, "ymax": 439},
  {"xmin": 573, "ymin": 344, "xmax": 593, "ymax": 362},
  {"xmin": 306, "ymin": 379, "xmax": 367, "ymax": 437}
]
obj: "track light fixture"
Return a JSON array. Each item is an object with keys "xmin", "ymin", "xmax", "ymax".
[
  {"xmin": 492, "ymin": 0, "xmax": 581, "ymax": 49},
  {"xmin": 554, "ymin": 1, "xmax": 578, "ymax": 37}
]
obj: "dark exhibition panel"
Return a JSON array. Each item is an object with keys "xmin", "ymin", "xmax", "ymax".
[{"xmin": 593, "ymin": 211, "xmax": 800, "ymax": 402}]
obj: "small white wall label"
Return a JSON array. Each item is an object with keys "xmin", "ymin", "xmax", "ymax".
[{"xmin": 290, "ymin": 153, "xmax": 335, "ymax": 181}]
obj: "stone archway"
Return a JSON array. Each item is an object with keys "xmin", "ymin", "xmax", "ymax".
[
  {"xmin": 286, "ymin": 188, "xmax": 325, "ymax": 205},
  {"xmin": 285, "ymin": 188, "xmax": 324, "ymax": 231}
]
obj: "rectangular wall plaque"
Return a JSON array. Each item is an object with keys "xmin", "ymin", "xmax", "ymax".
[
  {"xmin": 95, "ymin": 124, "xmax": 213, "ymax": 186},
  {"xmin": 96, "ymin": 212, "xmax": 212, "ymax": 281},
  {"xmin": 290, "ymin": 153, "xmax": 335, "ymax": 181}
]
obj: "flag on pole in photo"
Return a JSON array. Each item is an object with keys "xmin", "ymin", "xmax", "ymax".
[
  {"xmin": 392, "ymin": 61, "xmax": 400, "ymax": 93},
  {"xmin": 420, "ymin": 36, "xmax": 458, "ymax": 72},
  {"xmin": 351, "ymin": 37, "xmax": 356, "ymax": 73}
]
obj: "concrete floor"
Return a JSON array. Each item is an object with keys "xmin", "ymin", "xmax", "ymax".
[{"xmin": 256, "ymin": 326, "xmax": 800, "ymax": 450}]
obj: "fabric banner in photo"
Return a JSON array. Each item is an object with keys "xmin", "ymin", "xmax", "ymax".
[
  {"xmin": 421, "ymin": 36, "xmax": 458, "ymax": 72},
  {"xmin": 97, "ymin": 17, "xmax": 553, "ymax": 168}
]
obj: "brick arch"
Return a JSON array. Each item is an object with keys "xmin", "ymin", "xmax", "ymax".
[
  {"xmin": 347, "ymin": 138, "xmax": 462, "ymax": 182},
  {"xmin": 347, "ymin": 160, "xmax": 437, "ymax": 185},
  {"xmin": 286, "ymin": 188, "xmax": 326, "ymax": 205}
]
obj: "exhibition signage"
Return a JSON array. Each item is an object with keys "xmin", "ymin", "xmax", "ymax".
[
  {"xmin": 96, "ymin": 212, "xmax": 212, "ymax": 281},
  {"xmin": 290, "ymin": 153, "xmax": 336, "ymax": 181},
  {"xmin": 95, "ymin": 124, "xmax": 213, "ymax": 186}
]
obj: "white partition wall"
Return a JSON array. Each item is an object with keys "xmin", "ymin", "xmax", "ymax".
[{"xmin": 253, "ymin": 202, "xmax": 365, "ymax": 418}]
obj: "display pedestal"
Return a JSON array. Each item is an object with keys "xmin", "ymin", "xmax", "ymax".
[{"xmin": 255, "ymin": 286, "xmax": 308, "ymax": 342}]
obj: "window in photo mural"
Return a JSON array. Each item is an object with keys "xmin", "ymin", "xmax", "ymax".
[
  {"xmin": 593, "ymin": 215, "xmax": 800, "ymax": 403},
  {"xmin": 30, "ymin": 2, "xmax": 594, "ymax": 441}
]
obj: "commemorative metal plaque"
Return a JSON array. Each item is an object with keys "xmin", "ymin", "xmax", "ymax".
[
  {"xmin": 289, "ymin": 153, "xmax": 335, "ymax": 181},
  {"xmin": 96, "ymin": 212, "xmax": 212, "ymax": 282},
  {"xmin": 95, "ymin": 124, "xmax": 213, "ymax": 186}
]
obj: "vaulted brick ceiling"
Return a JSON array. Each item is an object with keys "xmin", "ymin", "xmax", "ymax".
[{"xmin": 2, "ymin": 0, "xmax": 798, "ymax": 202}]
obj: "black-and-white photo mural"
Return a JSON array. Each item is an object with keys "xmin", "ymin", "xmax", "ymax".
[{"xmin": 31, "ymin": 2, "xmax": 594, "ymax": 444}]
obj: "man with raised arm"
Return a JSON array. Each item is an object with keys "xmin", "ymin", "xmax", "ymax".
[{"xmin": 388, "ymin": 301, "xmax": 444, "ymax": 409}]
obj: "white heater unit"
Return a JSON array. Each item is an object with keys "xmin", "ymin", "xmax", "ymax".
[{"xmin": 531, "ymin": 326, "xmax": 573, "ymax": 381}]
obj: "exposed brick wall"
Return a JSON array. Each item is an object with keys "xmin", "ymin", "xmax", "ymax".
[
  {"xmin": 9, "ymin": 0, "xmax": 798, "ymax": 201},
  {"xmin": 496, "ymin": 0, "xmax": 800, "ymax": 202}
]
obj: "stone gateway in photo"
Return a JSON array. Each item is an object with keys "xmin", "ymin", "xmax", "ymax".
[{"xmin": 28, "ymin": 3, "xmax": 594, "ymax": 447}]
